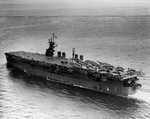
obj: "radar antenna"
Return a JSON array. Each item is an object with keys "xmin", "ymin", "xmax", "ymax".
[{"xmin": 45, "ymin": 33, "xmax": 57, "ymax": 57}]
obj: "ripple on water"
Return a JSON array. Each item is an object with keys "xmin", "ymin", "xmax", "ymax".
[{"xmin": 0, "ymin": 16, "xmax": 150, "ymax": 119}]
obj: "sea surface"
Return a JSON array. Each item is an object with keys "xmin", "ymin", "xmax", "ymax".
[{"xmin": 0, "ymin": 16, "xmax": 150, "ymax": 119}]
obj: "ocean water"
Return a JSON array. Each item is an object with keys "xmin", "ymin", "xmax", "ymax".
[{"xmin": 0, "ymin": 16, "xmax": 150, "ymax": 119}]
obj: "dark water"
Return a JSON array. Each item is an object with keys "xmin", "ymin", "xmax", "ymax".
[{"xmin": 0, "ymin": 16, "xmax": 150, "ymax": 119}]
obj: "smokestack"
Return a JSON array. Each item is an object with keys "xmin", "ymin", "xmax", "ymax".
[
  {"xmin": 80, "ymin": 55, "xmax": 83, "ymax": 60},
  {"xmin": 75, "ymin": 54, "xmax": 78, "ymax": 59},
  {"xmin": 62, "ymin": 52, "xmax": 66, "ymax": 58},
  {"xmin": 57, "ymin": 51, "xmax": 61, "ymax": 57}
]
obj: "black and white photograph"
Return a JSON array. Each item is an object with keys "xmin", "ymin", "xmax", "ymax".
[{"xmin": 0, "ymin": 0, "xmax": 150, "ymax": 119}]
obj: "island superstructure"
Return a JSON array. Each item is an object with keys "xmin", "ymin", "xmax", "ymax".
[{"xmin": 5, "ymin": 33, "xmax": 141, "ymax": 96}]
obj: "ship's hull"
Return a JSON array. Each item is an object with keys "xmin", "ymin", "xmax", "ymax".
[
  {"xmin": 6, "ymin": 53, "xmax": 137, "ymax": 96},
  {"xmin": 5, "ymin": 53, "xmax": 139, "ymax": 96}
]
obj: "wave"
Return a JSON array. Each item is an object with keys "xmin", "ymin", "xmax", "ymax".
[
  {"xmin": 129, "ymin": 90, "xmax": 150, "ymax": 103},
  {"xmin": 0, "ymin": 23, "xmax": 51, "ymax": 30}
]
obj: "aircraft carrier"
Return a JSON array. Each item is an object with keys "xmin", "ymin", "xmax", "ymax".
[{"xmin": 5, "ymin": 33, "xmax": 142, "ymax": 96}]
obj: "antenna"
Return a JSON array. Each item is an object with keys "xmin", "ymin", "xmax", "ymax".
[
  {"xmin": 45, "ymin": 33, "xmax": 57, "ymax": 57},
  {"xmin": 72, "ymin": 48, "xmax": 75, "ymax": 59},
  {"xmin": 53, "ymin": 33, "xmax": 54, "ymax": 42},
  {"xmin": 52, "ymin": 33, "xmax": 57, "ymax": 42}
]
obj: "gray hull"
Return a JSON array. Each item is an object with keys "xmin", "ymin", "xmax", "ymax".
[{"xmin": 6, "ymin": 56, "xmax": 137, "ymax": 96}]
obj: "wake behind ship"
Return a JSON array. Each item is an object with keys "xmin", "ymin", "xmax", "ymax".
[{"xmin": 5, "ymin": 33, "xmax": 141, "ymax": 96}]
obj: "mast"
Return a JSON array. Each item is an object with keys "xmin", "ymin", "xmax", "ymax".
[
  {"xmin": 72, "ymin": 48, "xmax": 75, "ymax": 59},
  {"xmin": 52, "ymin": 33, "xmax": 54, "ymax": 42},
  {"xmin": 45, "ymin": 33, "xmax": 57, "ymax": 57}
]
